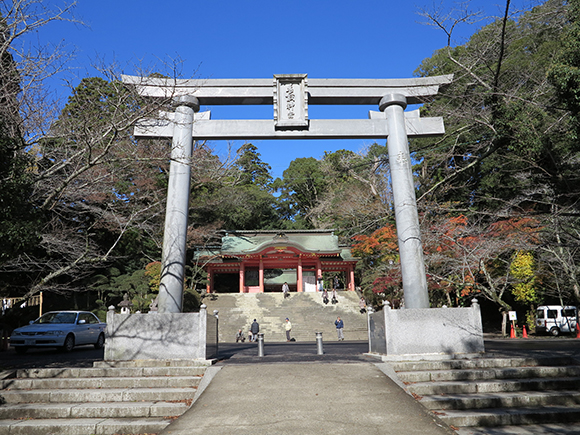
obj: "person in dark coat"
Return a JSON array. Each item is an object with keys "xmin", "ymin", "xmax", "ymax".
[
  {"xmin": 250, "ymin": 319, "xmax": 260, "ymax": 342},
  {"xmin": 335, "ymin": 316, "xmax": 344, "ymax": 341}
]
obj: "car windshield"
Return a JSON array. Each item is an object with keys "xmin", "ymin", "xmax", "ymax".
[{"xmin": 34, "ymin": 312, "xmax": 77, "ymax": 324}]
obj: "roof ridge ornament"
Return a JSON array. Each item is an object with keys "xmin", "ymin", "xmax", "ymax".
[{"xmin": 274, "ymin": 232, "xmax": 289, "ymax": 241}]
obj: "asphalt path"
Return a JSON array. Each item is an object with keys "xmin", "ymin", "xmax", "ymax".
[
  {"xmin": 0, "ymin": 345, "xmax": 104, "ymax": 370},
  {"xmin": 2, "ymin": 335, "xmax": 580, "ymax": 371}
]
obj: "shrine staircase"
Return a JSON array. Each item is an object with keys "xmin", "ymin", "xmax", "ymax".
[{"xmin": 201, "ymin": 291, "xmax": 368, "ymax": 342}]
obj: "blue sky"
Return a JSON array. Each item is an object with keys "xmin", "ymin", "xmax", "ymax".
[{"xmin": 37, "ymin": 0, "xmax": 538, "ymax": 179}]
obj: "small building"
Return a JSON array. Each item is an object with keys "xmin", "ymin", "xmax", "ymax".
[{"xmin": 195, "ymin": 230, "xmax": 358, "ymax": 293}]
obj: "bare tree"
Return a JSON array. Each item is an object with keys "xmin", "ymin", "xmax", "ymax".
[{"xmin": 0, "ymin": 0, "xmax": 80, "ymax": 142}]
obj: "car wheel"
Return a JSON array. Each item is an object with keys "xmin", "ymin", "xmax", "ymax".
[
  {"xmin": 94, "ymin": 333, "xmax": 105, "ymax": 349},
  {"xmin": 61, "ymin": 334, "xmax": 75, "ymax": 352},
  {"xmin": 14, "ymin": 347, "xmax": 28, "ymax": 354},
  {"xmin": 549, "ymin": 327, "xmax": 560, "ymax": 337}
]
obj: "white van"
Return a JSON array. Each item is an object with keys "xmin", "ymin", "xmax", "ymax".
[{"xmin": 536, "ymin": 305, "xmax": 577, "ymax": 336}]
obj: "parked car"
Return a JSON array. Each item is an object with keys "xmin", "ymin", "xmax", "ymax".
[
  {"xmin": 536, "ymin": 305, "xmax": 577, "ymax": 336},
  {"xmin": 10, "ymin": 311, "xmax": 106, "ymax": 353}
]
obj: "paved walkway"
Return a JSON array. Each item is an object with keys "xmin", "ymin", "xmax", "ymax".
[
  {"xmin": 160, "ymin": 360, "xmax": 455, "ymax": 434},
  {"xmin": 160, "ymin": 337, "xmax": 580, "ymax": 435}
]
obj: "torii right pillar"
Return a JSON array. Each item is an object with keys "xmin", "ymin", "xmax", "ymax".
[{"xmin": 380, "ymin": 94, "xmax": 429, "ymax": 309}]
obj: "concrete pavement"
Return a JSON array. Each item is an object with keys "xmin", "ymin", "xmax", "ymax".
[
  {"xmin": 160, "ymin": 337, "xmax": 580, "ymax": 435},
  {"xmin": 159, "ymin": 336, "xmax": 580, "ymax": 435},
  {"xmin": 160, "ymin": 361, "xmax": 456, "ymax": 435}
]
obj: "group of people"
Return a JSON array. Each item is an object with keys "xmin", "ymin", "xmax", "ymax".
[
  {"xmin": 235, "ymin": 318, "xmax": 261, "ymax": 343},
  {"xmin": 235, "ymin": 315, "xmax": 349, "ymax": 342},
  {"xmin": 319, "ymin": 275, "xmax": 341, "ymax": 305},
  {"xmin": 321, "ymin": 289, "xmax": 338, "ymax": 305},
  {"xmin": 233, "ymin": 277, "xmax": 368, "ymax": 342}
]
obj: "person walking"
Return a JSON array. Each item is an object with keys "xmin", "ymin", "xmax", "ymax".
[
  {"xmin": 331, "ymin": 288, "xmax": 338, "ymax": 304},
  {"xmin": 235, "ymin": 329, "xmax": 245, "ymax": 342},
  {"xmin": 359, "ymin": 297, "xmax": 367, "ymax": 314},
  {"xmin": 285, "ymin": 317, "xmax": 292, "ymax": 341},
  {"xmin": 335, "ymin": 316, "xmax": 344, "ymax": 341},
  {"xmin": 322, "ymin": 289, "xmax": 329, "ymax": 305},
  {"xmin": 282, "ymin": 282, "xmax": 290, "ymax": 298},
  {"xmin": 250, "ymin": 319, "xmax": 260, "ymax": 342}
]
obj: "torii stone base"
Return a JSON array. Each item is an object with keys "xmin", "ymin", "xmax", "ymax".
[{"xmin": 368, "ymin": 300, "xmax": 484, "ymax": 359}]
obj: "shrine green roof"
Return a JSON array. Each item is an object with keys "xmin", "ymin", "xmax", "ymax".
[
  {"xmin": 221, "ymin": 230, "xmax": 340, "ymax": 255},
  {"xmin": 194, "ymin": 230, "xmax": 358, "ymax": 262}
]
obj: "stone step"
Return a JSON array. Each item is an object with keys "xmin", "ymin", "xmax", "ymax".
[
  {"xmin": 0, "ymin": 400, "xmax": 189, "ymax": 419},
  {"xmin": 455, "ymin": 423, "xmax": 580, "ymax": 434},
  {"xmin": 407, "ymin": 377, "xmax": 580, "ymax": 396},
  {"xmin": 391, "ymin": 356, "xmax": 576, "ymax": 372},
  {"xmin": 436, "ymin": 405, "xmax": 580, "ymax": 427},
  {"xmin": 0, "ymin": 387, "xmax": 198, "ymax": 404},
  {"xmin": 92, "ymin": 359, "xmax": 212, "ymax": 368},
  {"xmin": 420, "ymin": 390, "xmax": 580, "ymax": 410},
  {"xmin": 16, "ymin": 365, "xmax": 207, "ymax": 378},
  {"xmin": 204, "ymin": 291, "xmax": 368, "ymax": 342},
  {"xmin": 0, "ymin": 417, "xmax": 170, "ymax": 435},
  {"xmin": 0, "ymin": 359, "xmax": 207, "ymax": 435},
  {"xmin": 397, "ymin": 365, "xmax": 580, "ymax": 383},
  {"xmin": 1, "ymin": 375, "xmax": 201, "ymax": 390}
]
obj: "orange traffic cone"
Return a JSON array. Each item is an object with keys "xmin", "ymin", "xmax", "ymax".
[
  {"xmin": 510, "ymin": 324, "xmax": 516, "ymax": 338},
  {"xmin": 522, "ymin": 325, "xmax": 528, "ymax": 338},
  {"xmin": 576, "ymin": 326, "xmax": 580, "ymax": 339}
]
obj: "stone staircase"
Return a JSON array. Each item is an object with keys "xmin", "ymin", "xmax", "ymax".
[
  {"xmin": 392, "ymin": 356, "xmax": 580, "ymax": 434},
  {"xmin": 202, "ymin": 291, "xmax": 368, "ymax": 342},
  {"xmin": 0, "ymin": 359, "xmax": 210, "ymax": 435}
]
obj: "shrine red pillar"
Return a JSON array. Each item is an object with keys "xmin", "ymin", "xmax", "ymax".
[
  {"xmin": 206, "ymin": 267, "xmax": 212, "ymax": 293},
  {"xmin": 297, "ymin": 258, "xmax": 303, "ymax": 292},
  {"xmin": 259, "ymin": 258, "xmax": 264, "ymax": 293},
  {"xmin": 316, "ymin": 258, "xmax": 322, "ymax": 286},
  {"xmin": 349, "ymin": 265, "xmax": 355, "ymax": 291},
  {"xmin": 239, "ymin": 263, "xmax": 245, "ymax": 293}
]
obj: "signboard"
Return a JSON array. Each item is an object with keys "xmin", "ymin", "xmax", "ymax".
[
  {"xmin": 509, "ymin": 311, "xmax": 517, "ymax": 321},
  {"xmin": 274, "ymin": 74, "xmax": 308, "ymax": 128}
]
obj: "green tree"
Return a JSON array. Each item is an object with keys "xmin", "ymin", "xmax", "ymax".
[
  {"xmin": 415, "ymin": 0, "xmax": 572, "ymax": 214},
  {"xmin": 234, "ymin": 143, "xmax": 273, "ymax": 189},
  {"xmin": 548, "ymin": 0, "xmax": 580, "ymax": 139},
  {"xmin": 413, "ymin": 0, "xmax": 580, "ymax": 314},
  {"xmin": 274, "ymin": 157, "xmax": 327, "ymax": 227},
  {"xmin": 188, "ymin": 143, "xmax": 280, "ymax": 231}
]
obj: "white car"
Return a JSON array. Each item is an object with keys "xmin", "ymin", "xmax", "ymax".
[
  {"xmin": 10, "ymin": 311, "xmax": 106, "ymax": 353},
  {"xmin": 536, "ymin": 305, "xmax": 577, "ymax": 336}
]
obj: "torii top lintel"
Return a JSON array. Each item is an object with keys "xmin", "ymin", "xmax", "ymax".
[
  {"xmin": 122, "ymin": 74, "xmax": 453, "ymax": 106},
  {"xmin": 123, "ymin": 74, "xmax": 453, "ymax": 140}
]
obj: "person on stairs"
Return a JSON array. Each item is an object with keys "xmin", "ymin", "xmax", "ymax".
[
  {"xmin": 250, "ymin": 319, "xmax": 260, "ymax": 342},
  {"xmin": 282, "ymin": 282, "xmax": 290, "ymax": 298},
  {"xmin": 285, "ymin": 318, "xmax": 292, "ymax": 341},
  {"xmin": 322, "ymin": 289, "xmax": 329, "ymax": 305},
  {"xmin": 359, "ymin": 297, "xmax": 367, "ymax": 314}
]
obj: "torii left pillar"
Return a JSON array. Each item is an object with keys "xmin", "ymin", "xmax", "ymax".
[{"xmin": 158, "ymin": 95, "xmax": 199, "ymax": 313}]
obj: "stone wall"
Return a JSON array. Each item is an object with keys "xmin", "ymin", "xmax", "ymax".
[{"xmin": 105, "ymin": 305, "xmax": 217, "ymax": 361}]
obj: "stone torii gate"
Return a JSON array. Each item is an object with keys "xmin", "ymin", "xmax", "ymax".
[{"xmin": 122, "ymin": 74, "xmax": 453, "ymax": 314}]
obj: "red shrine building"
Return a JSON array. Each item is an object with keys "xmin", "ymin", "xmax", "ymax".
[{"xmin": 195, "ymin": 230, "xmax": 359, "ymax": 293}]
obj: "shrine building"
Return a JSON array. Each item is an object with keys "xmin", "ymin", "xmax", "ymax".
[{"xmin": 196, "ymin": 230, "xmax": 359, "ymax": 293}]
